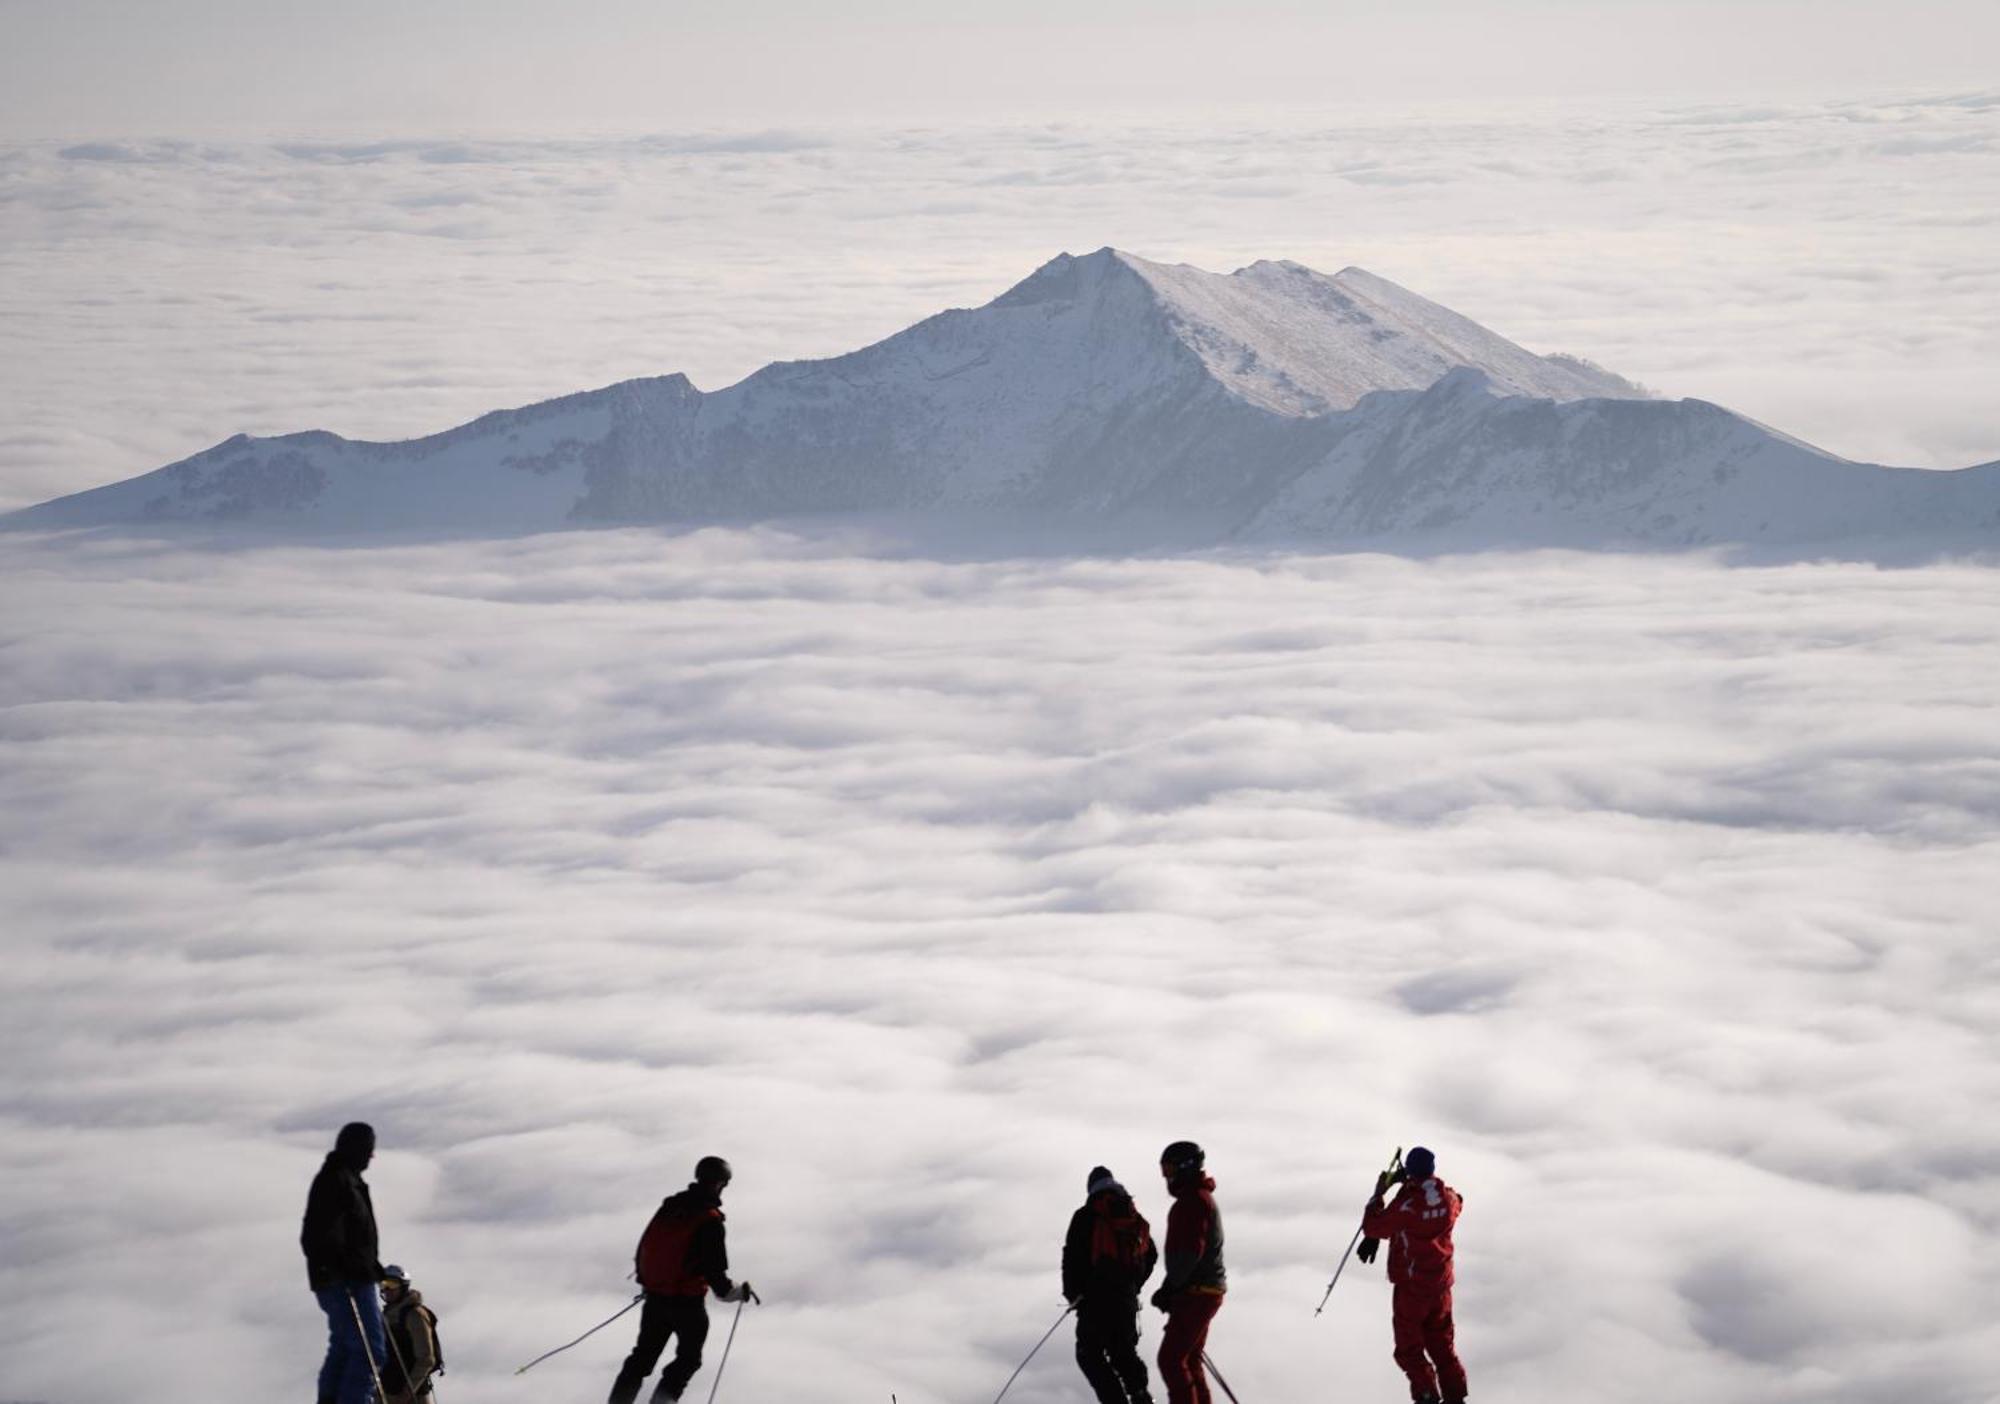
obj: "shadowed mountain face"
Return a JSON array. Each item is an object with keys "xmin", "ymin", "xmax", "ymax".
[{"xmin": 10, "ymin": 248, "xmax": 1998, "ymax": 548}]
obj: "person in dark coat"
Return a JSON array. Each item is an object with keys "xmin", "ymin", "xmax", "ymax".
[
  {"xmin": 1150, "ymin": 1141, "xmax": 1225, "ymax": 1404},
  {"xmin": 301, "ymin": 1121, "xmax": 389, "ymax": 1404},
  {"xmin": 1063, "ymin": 1165, "xmax": 1159, "ymax": 1404},
  {"xmin": 609, "ymin": 1156, "xmax": 759, "ymax": 1404}
]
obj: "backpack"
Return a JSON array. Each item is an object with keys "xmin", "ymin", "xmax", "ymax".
[
  {"xmin": 1089, "ymin": 1192, "xmax": 1154, "ymax": 1274},
  {"xmin": 637, "ymin": 1197, "xmax": 722, "ymax": 1295},
  {"xmin": 426, "ymin": 1305, "xmax": 444, "ymax": 1379},
  {"xmin": 385, "ymin": 1300, "xmax": 442, "ymax": 1393}
]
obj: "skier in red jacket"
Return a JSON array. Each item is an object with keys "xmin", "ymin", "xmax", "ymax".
[
  {"xmin": 1357, "ymin": 1146, "xmax": 1466, "ymax": 1404},
  {"xmin": 1149, "ymin": 1140, "xmax": 1225, "ymax": 1404}
]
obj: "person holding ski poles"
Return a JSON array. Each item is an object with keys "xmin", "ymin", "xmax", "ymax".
[
  {"xmin": 1149, "ymin": 1141, "xmax": 1225, "ymax": 1404},
  {"xmin": 1357, "ymin": 1145, "xmax": 1467, "ymax": 1404},
  {"xmin": 608, "ymin": 1155, "xmax": 758, "ymax": 1404},
  {"xmin": 300, "ymin": 1121, "xmax": 389, "ymax": 1404},
  {"xmin": 379, "ymin": 1264, "xmax": 441, "ymax": 1404},
  {"xmin": 1064, "ymin": 1165, "xmax": 1160, "ymax": 1404}
]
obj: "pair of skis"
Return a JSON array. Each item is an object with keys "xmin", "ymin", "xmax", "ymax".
[{"xmin": 1313, "ymin": 1146, "xmax": 1401, "ymax": 1316}]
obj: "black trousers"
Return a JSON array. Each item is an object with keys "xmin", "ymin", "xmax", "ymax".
[
  {"xmin": 608, "ymin": 1293, "xmax": 711, "ymax": 1404},
  {"xmin": 1076, "ymin": 1298, "xmax": 1153, "ymax": 1404}
]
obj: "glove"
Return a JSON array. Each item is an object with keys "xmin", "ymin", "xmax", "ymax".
[
  {"xmin": 1149, "ymin": 1286, "xmax": 1172, "ymax": 1313},
  {"xmin": 1356, "ymin": 1237, "xmax": 1380, "ymax": 1265},
  {"xmin": 724, "ymin": 1281, "xmax": 759, "ymax": 1303}
]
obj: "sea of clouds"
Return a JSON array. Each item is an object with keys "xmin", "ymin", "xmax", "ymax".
[
  {"xmin": 2, "ymin": 87, "xmax": 1998, "ymax": 517},
  {"xmin": 1, "ymin": 524, "xmax": 1996, "ymax": 1403},
  {"xmin": 3, "ymin": 75, "xmax": 1998, "ymax": 1404}
]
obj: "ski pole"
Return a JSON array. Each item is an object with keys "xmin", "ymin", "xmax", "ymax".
[
  {"xmin": 1202, "ymin": 1351, "xmax": 1245, "ymax": 1404},
  {"xmin": 1314, "ymin": 1147, "xmax": 1401, "ymax": 1316},
  {"xmin": 380, "ymin": 1298, "xmax": 414, "ymax": 1397},
  {"xmin": 1313, "ymin": 1224, "xmax": 1366, "ymax": 1315},
  {"xmin": 378, "ymin": 1301, "xmax": 441, "ymax": 1402},
  {"xmin": 514, "ymin": 1292, "xmax": 645, "ymax": 1374},
  {"xmin": 345, "ymin": 1287, "xmax": 390, "ymax": 1404},
  {"xmin": 990, "ymin": 1302, "xmax": 1075, "ymax": 1404},
  {"xmin": 701, "ymin": 1293, "xmax": 750, "ymax": 1404}
]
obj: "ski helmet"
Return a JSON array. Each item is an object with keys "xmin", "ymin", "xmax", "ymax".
[
  {"xmin": 694, "ymin": 1155, "xmax": 733, "ymax": 1186},
  {"xmin": 1159, "ymin": 1140, "xmax": 1205, "ymax": 1173},
  {"xmin": 1087, "ymin": 1165, "xmax": 1117, "ymax": 1195},
  {"xmin": 381, "ymin": 1264, "xmax": 410, "ymax": 1284},
  {"xmin": 1404, "ymin": 1146, "xmax": 1435, "ymax": 1178}
]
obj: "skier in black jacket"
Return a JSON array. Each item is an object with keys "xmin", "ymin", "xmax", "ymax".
[
  {"xmin": 609, "ymin": 1155, "xmax": 758, "ymax": 1404},
  {"xmin": 300, "ymin": 1121, "xmax": 389, "ymax": 1404},
  {"xmin": 1063, "ymin": 1166, "xmax": 1159, "ymax": 1404}
]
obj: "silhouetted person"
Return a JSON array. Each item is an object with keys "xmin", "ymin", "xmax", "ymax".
[
  {"xmin": 301, "ymin": 1121, "xmax": 388, "ymax": 1404},
  {"xmin": 1358, "ymin": 1145, "xmax": 1466, "ymax": 1404},
  {"xmin": 1063, "ymin": 1165, "xmax": 1159, "ymax": 1404},
  {"xmin": 608, "ymin": 1156, "xmax": 758, "ymax": 1404},
  {"xmin": 1150, "ymin": 1141, "xmax": 1225, "ymax": 1404}
]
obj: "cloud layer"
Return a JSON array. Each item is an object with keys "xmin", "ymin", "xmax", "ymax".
[
  {"xmin": 3, "ymin": 88, "xmax": 1998, "ymax": 514},
  {"xmin": 1, "ymin": 527, "xmax": 1996, "ymax": 1403}
]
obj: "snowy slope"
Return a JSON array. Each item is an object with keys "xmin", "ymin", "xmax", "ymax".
[
  {"xmin": 9, "ymin": 379, "xmax": 672, "ymax": 531},
  {"xmin": 8, "ymin": 248, "xmax": 1994, "ymax": 549},
  {"xmin": 1243, "ymin": 369, "xmax": 2000, "ymax": 547},
  {"xmin": 1121, "ymin": 255, "xmax": 1642, "ymax": 413}
]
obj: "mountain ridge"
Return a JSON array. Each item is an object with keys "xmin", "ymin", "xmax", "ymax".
[{"xmin": 9, "ymin": 248, "xmax": 1996, "ymax": 549}]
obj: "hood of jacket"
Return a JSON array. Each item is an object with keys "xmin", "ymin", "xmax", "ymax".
[
  {"xmin": 672, "ymin": 1182, "xmax": 726, "ymax": 1216},
  {"xmin": 323, "ymin": 1149, "xmax": 366, "ymax": 1181}
]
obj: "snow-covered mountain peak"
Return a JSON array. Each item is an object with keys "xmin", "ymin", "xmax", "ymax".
[
  {"xmin": 13, "ymin": 248, "xmax": 1992, "ymax": 549},
  {"xmin": 987, "ymin": 246, "xmax": 1147, "ymax": 309},
  {"xmin": 988, "ymin": 248, "xmax": 1648, "ymax": 416}
]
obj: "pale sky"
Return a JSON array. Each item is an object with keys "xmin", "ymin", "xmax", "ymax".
[{"xmin": 5, "ymin": 0, "xmax": 2000, "ymax": 136}]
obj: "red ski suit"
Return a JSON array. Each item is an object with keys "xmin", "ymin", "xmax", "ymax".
[
  {"xmin": 1155, "ymin": 1173, "xmax": 1225, "ymax": 1404},
  {"xmin": 1360, "ymin": 1176, "xmax": 1466, "ymax": 1404}
]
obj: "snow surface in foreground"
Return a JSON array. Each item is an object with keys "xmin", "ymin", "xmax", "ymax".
[{"xmin": 1, "ymin": 528, "xmax": 1996, "ymax": 1404}]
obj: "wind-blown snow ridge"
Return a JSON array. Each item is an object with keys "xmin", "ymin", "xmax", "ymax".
[
  {"xmin": 1118, "ymin": 252, "xmax": 1644, "ymax": 413},
  {"xmin": 995, "ymin": 249, "xmax": 1643, "ymax": 415},
  {"xmin": 9, "ymin": 248, "xmax": 1997, "ymax": 549}
]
